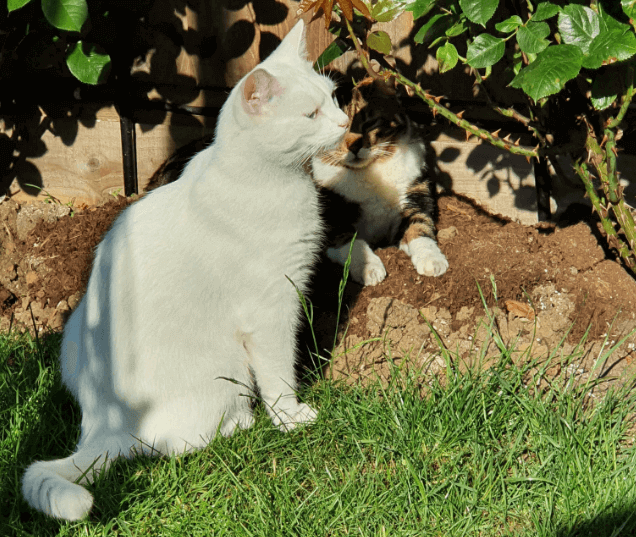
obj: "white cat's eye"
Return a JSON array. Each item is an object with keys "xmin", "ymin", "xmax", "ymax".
[{"xmin": 306, "ymin": 109, "xmax": 319, "ymax": 119}]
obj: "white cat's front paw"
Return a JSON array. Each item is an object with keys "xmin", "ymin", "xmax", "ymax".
[
  {"xmin": 271, "ymin": 403, "xmax": 318, "ymax": 432},
  {"xmin": 408, "ymin": 237, "xmax": 449, "ymax": 277}
]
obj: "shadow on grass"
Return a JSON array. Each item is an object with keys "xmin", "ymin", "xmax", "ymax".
[
  {"xmin": 0, "ymin": 332, "xmax": 80, "ymax": 535},
  {"xmin": 554, "ymin": 503, "xmax": 636, "ymax": 536},
  {"xmin": 296, "ymin": 253, "xmax": 363, "ymax": 380}
]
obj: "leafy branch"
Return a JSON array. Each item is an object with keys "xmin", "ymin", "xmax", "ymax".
[
  {"xmin": 309, "ymin": 0, "xmax": 636, "ymax": 275},
  {"xmin": 5, "ymin": 0, "xmax": 111, "ymax": 85}
]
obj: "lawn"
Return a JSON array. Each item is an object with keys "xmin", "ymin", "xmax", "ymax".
[{"xmin": 2, "ymin": 316, "xmax": 636, "ymax": 536}]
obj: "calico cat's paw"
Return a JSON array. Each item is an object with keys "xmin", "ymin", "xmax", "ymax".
[
  {"xmin": 327, "ymin": 242, "xmax": 387, "ymax": 286},
  {"xmin": 361, "ymin": 254, "xmax": 387, "ymax": 286},
  {"xmin": 271, "ymin": 403, "xmax": 318, "ymax": 432},
  {"xmin": 405, "ymin": 237, "xmax": 449, "ymax": 278}
]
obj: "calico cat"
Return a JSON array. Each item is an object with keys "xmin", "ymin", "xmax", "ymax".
[
  {"xmin": 312, "ymin": 77, "xmax": 448, "ymax": 286},
  {"xmin": 22, "ymin": 20, "xmax": 349, "ymax": 521},
  {"xmin": 145, "ymin": 135, "xmax": 213, "ymax": 192}
]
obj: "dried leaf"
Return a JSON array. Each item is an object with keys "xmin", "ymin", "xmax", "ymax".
[
  {"xmin": 298, "ymin": 0, "xmax": 335, "ymax": 29},
  {"xmin": 505, "ymin": 300, "xmax": 535, "ymax": 321},
  {"xmin": 298, "ymin": 0, "xmax": 371, "ymax": 29}
]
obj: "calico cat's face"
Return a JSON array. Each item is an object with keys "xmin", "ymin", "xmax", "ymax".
[
  {"xmin": 218, "ymin": 21, "xmax": 349, "ymax": 166},
  {"xmin": 320, "ymin": 79, "xmax": 409, "ymax": 170}
]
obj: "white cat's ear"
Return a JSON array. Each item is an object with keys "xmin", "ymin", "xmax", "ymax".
[
  {"xmin": 268, "ymin": 20, "xmax": 308, "ymax": 63},
  {"xmin": 241, "ymin": 69, "xmax": 283, "ymax": 116}
]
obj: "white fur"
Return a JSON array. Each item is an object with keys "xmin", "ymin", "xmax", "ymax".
[
  {"xmin": 400, "ymin": 236, "xmax": 449, "ymax": 277},
  {"xmin": 22, "ymin": 20, "xmax": 348, "ymax": 521},
  {"xmin": 327, "ymin": 240, "xmax": 387, "ymax": 286}
]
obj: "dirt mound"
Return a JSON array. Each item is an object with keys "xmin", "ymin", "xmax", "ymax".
[
  {"xmin": 0, "ymin": 197, "xmax": 132, "ymax": 332},
  {"xmin": 0, "ymin": 193, "xmax": 635, "ymax": 387}
]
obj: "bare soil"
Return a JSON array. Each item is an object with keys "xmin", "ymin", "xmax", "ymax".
[{"xmin": 1, "ymin": 194, "xmax": 635, "ymax": 388}]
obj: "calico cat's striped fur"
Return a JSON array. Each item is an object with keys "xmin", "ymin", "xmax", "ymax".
[{"xmin": 312, "ymin": 77, "xmax": 448, "ymax": 286}]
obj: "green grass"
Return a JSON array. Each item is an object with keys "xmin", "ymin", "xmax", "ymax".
[{"xmin": 2, "ymin": 323, "xmax": 636, "ymax": 536}]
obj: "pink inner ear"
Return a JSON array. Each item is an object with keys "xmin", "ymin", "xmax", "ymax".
[{"xmin": 241, "ymin": 69, "xmax": 283, "ymax": 116}]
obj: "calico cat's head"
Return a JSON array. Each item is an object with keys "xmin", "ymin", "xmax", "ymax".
[
  {"xmin": 321, "ymin": 77, "xmax": 411, "ymax": 170},
  {"xmin": 215, "ymin": 21, "xmax": 349, "ymax": 166}
]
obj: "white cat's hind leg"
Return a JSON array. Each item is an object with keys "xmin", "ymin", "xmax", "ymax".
[
  {"xmin": 401, "ymin": 237, "xmax": 449, "ymax": 277},
  {"xmin": 219, "ymin": 405, "xmax": 255, "ymax": 436},
  {"xmin": 327, "ymin": 239, "xmax": 386, "ymax": 286}
]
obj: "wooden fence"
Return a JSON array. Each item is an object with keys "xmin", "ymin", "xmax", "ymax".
[{"xmin": 4, "ymin": 0, "xmax": 631, "ymax": 224}]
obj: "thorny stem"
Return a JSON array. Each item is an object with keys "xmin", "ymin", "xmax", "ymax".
[
  {"xmin": 390, "ymin": 69, "xmax": 586, "ymax": 158},
  {"xmin": 586, "ymin": 132, "xmax": 636, "ymax": 251},
  {"xmin": 573, "ymin": 158, "xmax": 635, "ymax": 272},
  {"xmin": 389, "ymin": 70, "xmax": 539, "ymax": 157},
  {"xmin": 343, "ymin": 17, "xmax": 379, "ymax": 80},
  {"xmin": 342, "ymin": 17, "xmax": 636, "ymax": 271},
  {"xmin": 471, "ymin": 68, "xmax": 543, "ymax": 140},
  {"xmin": 607, "ymin": 64, "xmax": 635, "ymax": 130},
  {"xmin": 343, "ymin": 19, "xmax": 582, "ymax": 160}
]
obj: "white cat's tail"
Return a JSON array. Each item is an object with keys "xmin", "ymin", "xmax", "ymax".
[{"xmin": 22, "ymin": 440, "xmax": 120, "ymax": 521}]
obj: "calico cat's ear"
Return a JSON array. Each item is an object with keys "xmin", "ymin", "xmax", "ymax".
[
  {"xmin": 241, "ymin": 69, "xmax": 283, "ymax": 116},
  {"xmin": 268, "ymin": 20, "xmax": 308, "ymax": 62}
]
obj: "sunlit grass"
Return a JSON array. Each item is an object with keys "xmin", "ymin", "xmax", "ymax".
[{"xmin": 2, "ymin": 311, "xmax": 636, "ymax": 537}]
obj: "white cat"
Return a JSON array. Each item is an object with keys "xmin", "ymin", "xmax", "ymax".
[{"xmin": 21, "ymin": 20, "xmax": 348, "ymax": 521}]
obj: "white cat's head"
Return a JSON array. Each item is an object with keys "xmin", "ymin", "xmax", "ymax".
[{"xmin": 216, "ymin": 20, "xmax": 349, "ymax": 166}]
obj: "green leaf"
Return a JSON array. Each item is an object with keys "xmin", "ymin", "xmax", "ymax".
[
  {"xmin": 599, "ymin": 4, "xmax": 631, "ymax": 33},
  {"xmin": 591, "ymin": 70, "xmax": 622, "ymax": 110},
  {"xmin": 512, "ymin": 51, "xmax": 524, "ymax": 75},
  {"xmin": 436, "ymin": 42, "xmax": 459, "ymax": 73},
  {"xmin": 366, "ymin": 31, "xmax": 392, "ymax": 56},
  {"xmin": 466, "ymin": 33, "xmax": 505, "ymax": 69},
  {"xmin": 8, "ymin": 0, "xmax": 32, "ymax": 12},
  {"xmin": 66, "ymin": 41, "xmax": 111, "ymax": 85},
  {"xmin": 532, "ymin": 2, "xmax": 561, "ymax": 22},
  {"xmin": 510, "ymin": 44, "xmax": 583, "ymax": 101},
  {"xmin": 517, "ymin": 21, "xmax": 550, "ymax": 54},
  {"xmin": 371, "ymin": 0, "xmax": 403, "ymax": 23},
  {"xmin": 414, "ymin": 13, "xmax": 451, "ymax": 44},
  {"xmin": 405, "ymin": 0, "xmax": 436, "ymax": 20},
  {"xmin": 582, "ymin": 28, "xmax": 636, "ymax": 69},
  {"xmin": 622, "ymin": 0, "xmax": 636, "ymax": 19},
  {"xmin": 445, "ymin": 18, "xmax": 468, "ymax": 38},
  {"xmin": 42, "ymin": 0, "xmax": 88, "ymax": 32},
  {"xmin": 495, "ymin": 15, "xmax": 523, "ymax": 33},
  {"xmin": 459, "ymin": 0, "xmax": 499, "ymax": 27},
  {"xmin": 558, "ymin": 5, "xmax": 600, "ymax": 55},
  {"xmin": 314, "ymin": 39, "xmax": 346, "ymax": 71}
]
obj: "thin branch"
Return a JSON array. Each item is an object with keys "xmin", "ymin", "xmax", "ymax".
[
  {"xmin": 471, "ymin": 67, "xmax": 543, "ymax": 139},
  {"xmin": 572, "ymin": 158, "xmax": 635, "ymax": 271},
  {"xmin": 386, "ymin": 69, "xmax": 538, "ymax": 158},
  {"xmin": 343, "ymin": 17, "xmax": 379, "ymax": 80},
  {"xmin": 607, "ymin": 64, "xmax": 635, "ymax": 130}
]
